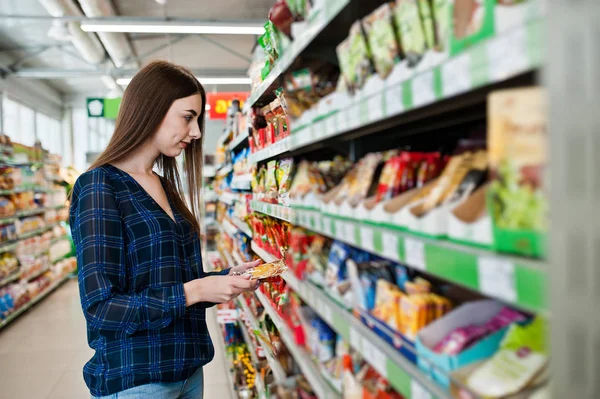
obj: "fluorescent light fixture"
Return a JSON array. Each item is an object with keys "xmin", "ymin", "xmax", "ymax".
[
  {"xmin": 116, "ymin": 77, "xmax": 251, "ymax": 86},
  {"xmin": 81, "ymin": 22, "xmax": 264, "ymax": 35}
]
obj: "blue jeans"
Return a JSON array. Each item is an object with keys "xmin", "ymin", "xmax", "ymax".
[{"xmin": 93, "ymin": 367, "xmax": 203, "ymax": 399}]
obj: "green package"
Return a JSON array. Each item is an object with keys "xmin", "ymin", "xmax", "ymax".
[
  {"xmin": 336, "ymin": 21, "xmax": 374, "ymax": 92},
  {"xmin": 363, "ymin": 3, "xmax": 402, "ymax": 79},
  {"xmin": 395, "ymin": 0, "xmax": 427, "ymax": 67},
  {"xmin": 418, "ymin": 0, "xmax": 437, "ymax": 50},
  {"xmin": 432, "ymin": 0, "xmax": 450, "ymax": 51},
  {"xmin": 449, "ymin": 0, "xmax": 495, "ymax": 56}
]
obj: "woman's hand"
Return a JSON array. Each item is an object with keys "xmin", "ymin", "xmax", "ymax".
[
  {"xmin": 228, "ymin": 260, "xmax": 261, "ymax": 276},
  {"xmin": 183, "ymin": 274, "xmax": 259, "ymax": 306}
]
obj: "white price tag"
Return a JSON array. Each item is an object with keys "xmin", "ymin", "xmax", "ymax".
[
  {"xmin": 334, "ymin": 220, "xmax": 346, "ymax": 240},
  {"xmin": 412, "ymin": 71, "xmax": 436, "ymax": 107},
  {"xmin": 361, "ymin": 338, "xmax": 387, "ymax": 377},
  {"xmin": 367, "ymin": 92, "xmax": 384, "ymax": 122},
  {"xmin": 322, "ymin": 304, "xmax": 333, "ymax": 325},
  {"xmin": 325, "ymin": 114, "xmax": 337, "ymax": 137},
  {"xmin": 382, "ymin": 231, "xmax": 400, "ymax": 261},
  {"xmin": 360, "ymin": 227, "xmax": 375, "ymax": 252},
  {"xmin": 337, "ymin": 110, "xmax": 348, "ymax": 132},
  {"xmin": 442, "ymin": 53, "xmax": 471, "ymax": 97},
  {"xmin": 349, "ymin": 327, "xmax": 362, "ymax": 351},
  {"xmin": 385, "ymin": 84, "xmax": 404, "ymax": 116},
  {"xmin": 344, "ymin": 222, "xmax": 356, "ymax": 243},
  {"xmin": 404, "ymin": 238, "xmax": 426, "ymax": 270},
  {"xmin": 216, "ymin": 309, "xmax": 238, "ymax": 324},
  {"xmin": 478, "ymin": 256, "xmax": 517, "ymax": 303},
  {"xmin": 411, "ymin": 381, "xmax": 432, "ymax": 399},
  {"xmin": 347, "ymin": 104, "xmax": 361, "ymax": 129},
  {"xmin": 314, "ymin": 120, "xmax": 325, "ymax": 141},
  {"xmin": 322, "ymin": 217, "xmax": 332, "ymax": 236}
]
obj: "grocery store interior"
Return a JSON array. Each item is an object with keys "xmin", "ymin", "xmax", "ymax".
[{"xmin": 0, "ymin": 0, "xmax": 586, "ymax": 398}]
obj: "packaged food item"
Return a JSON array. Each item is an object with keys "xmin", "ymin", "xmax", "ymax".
[
  {"xmin": 276, "ymin": 158, "xmax": 294, "ymax": 206},
  {"xmin": 465, "ymin": 317, "xmax": 547, "ymax": 397},
  {"xmin": 394, "ymin": 0, "xmax": 428, "ymax": 66},
  {"xmin": 363, "ymin": 3, "xmax": 403, "ymax": 79},
  {"xmin": 409, "ymin": 149, "xmax": 487, "ymax": 216},
  {"xmin": 372, "ymin": 279, "xmax": 404, "ymax": 330},
  {"xmin": 449, "ymin": 0, "xmax": 495, "ymax": 55},
  {"xmin": 244, "ymin": 258, "xmax": 288, "ymax": 280},
  {"xmin": 336, "ymin": 21, "xmax": 374, "ymax": 92},
  {"xmin": 332, "ymin": 152, "xmax": 384, "ymax": 207},
  {"xmin": 269, "ymin": 0, "xmax": 295, "ymax": 37},
  {"xmin": 488, "ymin": 87, "xmax": 547, "ymax": 257},
  {"xmin": 418, "ymin": 0, "xmax": 437, "ymax": 50},
  {"xmin": 265, "ymin": 160, "xmax": 279, "ymax": 204}
]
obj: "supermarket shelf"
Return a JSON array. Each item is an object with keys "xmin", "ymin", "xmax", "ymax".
[
  {"xmin": 231, "ymin": 216, "xmax": 253, "ymax": 237},
  {"xmin": 243, "ymin": 0, "xmax": 350, "ymax": 111},
  {"xmin": 255, "ymin": 290, "xmax": 341, "ymax": 399},
  {"xmin": 20, "ymin": 265, "xmax": 49, "ymax": 283},
  {"xmin": 219, "ymin": 192, "xmax": 240, "ymax": 206},
  {"xmin": 0, "ymin": 274, "xmax": 70, "ymax": 331},
  {"xmin": 0, "ymin": 270, "xmax": 20, "ymax": 288},
  {"xmin": 0, "ymin": 241, "xmax": 17, "ymax": 254},
  {"xmin": 217, "ymin": 164, "xmax": 233, "ymax": 177},
  {"xmin": 17, "ymin": 225, "xmax": 54, "ymax": 240},
  {"xmin": 248, "ymin": 136, "xmax": 291, "ymax": 165},
  {"xmin": 0, "ymin": 216, "xmax": 16, "ymax": 225},
  {"xmin": 222, "ymin": 219, "xmax": 239, "ymax": 238},
  {"xmin": 0, "ymin": 186, "xmax": 46, "ymax": 195},
  {"xmin": 212, "ymin": 313, "xmax": 239, "ymax": 399},
  {"xmin": 228, "ymin": 132, "xmax": 249, "ymax": 152},
  {"xmin": 237, "ymin": 310, "xmax": 269, "ymax": 399},
  {"xmin": 251, "ymin": 200, "xmax": 294, "ymax": 223},
  {"xmin": 16, "ymin": 208, "xmax": 48, "ymax": 218},
  {"xmin": 237, "ymin": 296, "xmax": 287, "ymax": 383},
  {"xmin": 232, "ymin": 250, "xmax": 244, "ymax": 267},
  {"xmin": 231, "ymin": 174, "xmax": 252, "ymax": 191},
  {"xmin": 252, "ymin": 203, "xmax": 546, "ymax": 313},
  {"xmin": 282, "ymin": 272, "xmax": 450, "ymax": 399},
  {"xmin": 203, "ymin": 165, "xmax": 216, "ymax": 178},
  {"xmin": 251, "ymin": 241, "xmax": 277, "ymax": 264},
  {"xmin": 50, "ymin": 234, "xmax": 70, "ymax": 245}
]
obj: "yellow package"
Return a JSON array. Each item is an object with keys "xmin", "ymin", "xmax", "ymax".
[{"xmin": 373, "ymin": 279, "xmax": 404, "ymax": 330}]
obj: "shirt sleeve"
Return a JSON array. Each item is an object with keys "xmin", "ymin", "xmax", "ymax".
[{"xmin": 71, "ymin": 169, "xmax": 187, "ymax": 338}]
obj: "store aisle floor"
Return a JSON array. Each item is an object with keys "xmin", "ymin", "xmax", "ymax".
[{"xmin": 0, "ymin": 279, "xmax": 233, "ymax": 399}]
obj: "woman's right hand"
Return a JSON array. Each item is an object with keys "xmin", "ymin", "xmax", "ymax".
[{"xmin": 183, "ymin": 275, "xmax": 257, "ymax": 306}]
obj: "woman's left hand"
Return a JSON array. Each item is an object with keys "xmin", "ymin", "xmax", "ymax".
[
  {"xmin": 229, "ymin": 260, "xmax": 261, "ymax": 276},
  {"xmin": 229, "ymin": 260, "xmax": 263, "ymax": 291}
]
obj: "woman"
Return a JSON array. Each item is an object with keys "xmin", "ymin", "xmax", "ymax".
[{"xmin": 69, "ymin": 60, "xmax": 259, "ymax": 399}]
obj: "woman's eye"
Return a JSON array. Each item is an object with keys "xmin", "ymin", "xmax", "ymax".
[{"xmin": 184, "ymin": 115, "xmax": 193, "ymax": 122}]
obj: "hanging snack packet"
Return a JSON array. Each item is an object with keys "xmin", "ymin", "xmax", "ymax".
[
  {"xmin": 265, "ymin": 160, "xmax": 279, "ymax": 204},
  {"xmin": 395, "ymin": 0, "xmax": 428, "ymax": 66},
  {"xmin": 417, "ymin": 0, "xmax": 437, "ymax": 50},
  {"xmin": 276, "ymin": 158, "xmax": 294, "ymax": 206},
  {"xmin": 363, "ymin": 3, "xmax": 403, "ymax": 79},
  {"xmin": 336, "ymin": 21, "xmax": 374, "ymax": 93}
]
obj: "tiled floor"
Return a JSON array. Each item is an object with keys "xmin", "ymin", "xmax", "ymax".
[{"xmin": 0, "ymin": 279, "xmax": 232, "ymax": 399}]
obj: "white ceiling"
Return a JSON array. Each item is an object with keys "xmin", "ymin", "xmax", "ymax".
[{"xmin": 0, "ymin": 0, "xmax": 271, "ymax": 96}]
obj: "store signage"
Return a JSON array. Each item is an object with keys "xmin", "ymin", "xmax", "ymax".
[
  {"xmin": 206, "ymin": 92, "xmax": 248, "ymax": 120},
  {"xmin": 86, "ymin": 98, "xmax": 121, "ymax": 119},
  {"xmin": 216, "ymin": 309, "xmax": 239, "ymax": 324}
]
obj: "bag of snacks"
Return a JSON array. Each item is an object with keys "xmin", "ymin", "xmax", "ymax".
[
  {"xmin": 394, "ymin": 0, "xmax": 428, "ymax": 66},
  {"xmin": 276, "ymin": 158, "xmax": 294, "ymax": 206},
  {"xmin": 363, "ymin": 3, "xmax": 403, "ymax": 79},
  {"xmin": 336, "ymin": 21, "xmax": 374, "ymax": 93}
]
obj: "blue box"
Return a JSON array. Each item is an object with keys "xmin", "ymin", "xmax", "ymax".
[{"xmin": 358, "ymin": 309, "xmax": 417, "ymax": 364}]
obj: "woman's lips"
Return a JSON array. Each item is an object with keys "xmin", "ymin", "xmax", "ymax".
[{"xmin": 180, "ymin": 142, "xmax": 189, "ymax": 149}]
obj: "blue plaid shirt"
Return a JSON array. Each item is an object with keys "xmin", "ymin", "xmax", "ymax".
[{"xmin": 70, "ymin": 165, "xmax": 227, "ymax": 397}]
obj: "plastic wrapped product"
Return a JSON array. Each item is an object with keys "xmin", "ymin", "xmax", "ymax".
[
  {"xmin": 363, "ymin": 3, "xmax": 403, "ymax": 79},
  {"xmin": 276, "ymin": 158, "xmax": 294, "ymax": 206},
  {"xmin": 394, "ymin": 0, "xmax": 428, "ymax": 66},
  {"xmin": 265, "ymin": 161, "xmax": 279, "ymax": 204},
  {"xmin": 336, "ymin": 21, "xmax": 374, "ymax": 92}
]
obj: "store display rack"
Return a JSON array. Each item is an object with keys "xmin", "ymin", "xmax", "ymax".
[
  {"xmin": 217, "ymin": 163, "xmax": 233, "ymax": 177},
  {"xmin": 0, "ymin": 274, "xmax": 71, "ymax": 331},
  {"xmin": 228, "ymin": 131, "xmax": 250, "ymax": 153},
  {"xmin": 255, "ymin": 288, "xmax": 342, "ymax": 399},
  {"xmin": 231, "ymin": 174, "xmax": 253, "ymax": 191},
  {"xmin": 231, "ymin": 216, "xmax": 253, "ymax": 237},
  {"xmin": 250, "ymin": 201, "xmax": 545, "ymax": 314},
  {"xmin": 251, "ymin": 241, "xmax": 449, "ymax": 399},
  {"xmin": 212, "ymin": 313, "xmax": 239, "ymax": 399}
]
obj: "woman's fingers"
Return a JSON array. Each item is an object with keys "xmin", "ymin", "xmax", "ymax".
[{"xmin": 239, "ymin": 260, "xmax": 261, "ymax": 271}]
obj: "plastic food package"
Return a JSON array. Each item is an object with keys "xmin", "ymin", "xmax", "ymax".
[
  {"xmin": 276, "ymin": 158, "xmax": 294, "ymax": 206},
  {"xmin": 333, "ymin": 152, "xmax": 384, "ymax": 206},
  {"xmin": 336, "ymin": 21, "xmax": 374, "ymax": 92},
  {"xmin": 269, "ymin": 0, "xmax": 295, "ymax": 37},
  {"xmin": 394, "ymin": 0, "xmax": 428, "ymax": 66},
  {"xmin": 265, "ymin": 161, "xmax": 279, "ymax": 204},
  {"xmin": 466, "ymin": 317, "xmax": 548, "ymax": 397},
  {"xmin": 362, "ymin": 3, "xmax": 403, "ymax": 79},
  {"xmin": 372, "ymin": 279, "xmax": 404, "ymax": 330}
]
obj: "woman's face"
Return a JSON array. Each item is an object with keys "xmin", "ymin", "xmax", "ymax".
[{"xmin": 153, "ymin": 94, "xmax": 203, "ymax": 157}]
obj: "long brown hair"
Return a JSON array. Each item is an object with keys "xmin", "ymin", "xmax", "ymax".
[{"xmin": 88, "ymin": 60, "xmax": 206, "ymax": 232}]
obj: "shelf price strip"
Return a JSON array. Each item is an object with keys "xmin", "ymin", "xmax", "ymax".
[{"xmin": 251, "ymin": 202, "xmax": 545, "ymax": 313}]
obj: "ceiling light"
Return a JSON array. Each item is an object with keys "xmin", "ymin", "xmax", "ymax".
[
  {"xmin": 116, "ymin": 77, "xmax": 251, "ymax": 86},
  {"xmin": 81, "ymin": 22, "xmax": 264, "ymax": 35}
]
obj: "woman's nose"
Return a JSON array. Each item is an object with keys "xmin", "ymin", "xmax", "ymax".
[{"xmin": 189, "ymin": 124, "xmax": 202, "ymax": 140}]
